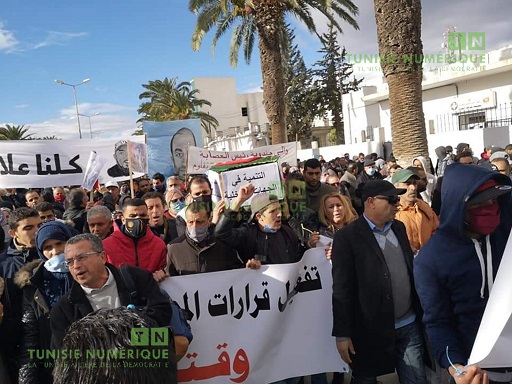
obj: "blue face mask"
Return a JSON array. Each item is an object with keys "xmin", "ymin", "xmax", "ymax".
[
  {"xmin": 262, "ymin": 225, "xmax": 278, "ymax": 233},
  {"xmin": 44, "ymin": 253, "xmax": 68, "ymax": 273},
  {"xmin": 365, "ymin": 168, "xmax": 377, "ymax": 176},
  {"xmin": 172, "ymin": 201, "xmax": 185, "ymax": 212}
]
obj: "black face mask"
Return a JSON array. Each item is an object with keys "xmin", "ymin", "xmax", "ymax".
[
  {"xmin": 124, "ymin": 218, "xmax": 149, "ymax": 238},
  {"xmin": 192, "ymin": 195, "xmax": 213, "ymax": 213}
]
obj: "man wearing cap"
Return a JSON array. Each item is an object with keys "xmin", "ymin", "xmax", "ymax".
[
  {"xmin": 107, "ymin": 140, "xmax": 130, "ymax": 177},
  {"xmin": 392, "ymin": 169, "xmax": 439, "ymax": 253},
  {"xmin": 166, "ymin": 201, "xmax": 242, "ymax": 275},
  {"xmin": 216, "ymin": 186, "xmax": 303, "ymax": 266},
  {"xmin": 355, "ymin": 157, "xmax": 383, "ymax": 189},
  {"xmin": 332, "ymin": 180, "xmax": 428, "ymax": 384},
  {"xmin": 414, "ymin": 163, "xmax": 512, "ymax": 383}
]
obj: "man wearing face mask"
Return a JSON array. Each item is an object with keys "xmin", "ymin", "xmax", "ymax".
[
  {"xmin": 166, "ymin": 201, "xmax": 242, "ymax": 275},
  {"xmin": 414, "ymin": 163, "xmax": 512, "ymax": 383},
  {"xmin": 175, "ymin": 175, "xmax": 215, "ymax": 236},
  {"xmin": 102, "ymin": 198, "xmax": 167, "ymax": 282},
  {"xmin": 15, "ymin": 221, "xmax": 76, "ymax": 384},
  {"xmin": 215, "ymin": 186, "xmax": 302, "ymax": 266},
  {"xmin": 355, "ymin": 157, "xmax": 384, "ymax": 189}
]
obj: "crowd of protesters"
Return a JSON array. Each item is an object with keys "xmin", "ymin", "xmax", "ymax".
[{"xmin": 1, "ymin": 142, "xmax": 512, "ymax": 383}]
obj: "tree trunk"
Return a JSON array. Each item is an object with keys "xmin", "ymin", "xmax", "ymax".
[
  {"xmin": 254, "ymin": 1, "xmax": 287, "ymax": 144},
  {"xmin": 374, "ymin": 0, "xmax": 428, "ymax": 167}
]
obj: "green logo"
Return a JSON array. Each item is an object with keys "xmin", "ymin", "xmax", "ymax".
[
  {"xmin": 448, "ymin": 32, "xmax": 486, "ymax": 50},
  {"xmin": 131, "ymin": 327, "xmax": 169, "ymax": 346}
]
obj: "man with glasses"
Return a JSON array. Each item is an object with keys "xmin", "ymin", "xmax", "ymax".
[
  {"xmin": 50, "ymin": 233, "xmax": 171, "ymax": 350},
  {"xmin": 331, "ymin": 180, "xmax": 428, "ymax": 384}
]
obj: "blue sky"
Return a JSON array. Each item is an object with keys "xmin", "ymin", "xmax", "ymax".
[{"xmin": 1, "ymin": 0, "xmax": 511, "ymax": 140}]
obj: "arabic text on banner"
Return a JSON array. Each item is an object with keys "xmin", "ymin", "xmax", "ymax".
[
  {"xmin": 186, "ymin": 142, "xmax": 297, "ymax": 175},
  {"xmin": 209, "ymin": 162, "xmax": 284, "ymax": 206},
  {"xmin": 469, "ymin": 229, "xmax": 512, "ymax": 368},
  {"xmin": 0, "ymin": 137, "xmax": 145, "ymax": 188},
  {"xmin": 159, "ymin": 248, "xmax": 347, "ymax": 383},
  {"xmin": 143, "ymin": 119, "xmax": 202, "ymax": 180}
]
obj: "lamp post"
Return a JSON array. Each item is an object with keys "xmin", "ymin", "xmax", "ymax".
[
  {"xmin": 55, "ymin": 78, "xmax": 91, "ymax": 139},
  {"xmin": 78, "ymin": 112, "xmax": 101, "ymax": 138}
]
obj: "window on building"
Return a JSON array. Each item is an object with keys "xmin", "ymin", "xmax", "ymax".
[
  {"xmin": 458, "ymin": 111, "xmax": 485, "ymax": 130},
  {"xmin": 241, "ymin": 107, "xmax": 248, "ymax": 117}
]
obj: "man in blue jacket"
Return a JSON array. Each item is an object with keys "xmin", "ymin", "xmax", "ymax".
[{"xmin": 414, "ymin": 163, "xmax": 512, "ymax": 382}]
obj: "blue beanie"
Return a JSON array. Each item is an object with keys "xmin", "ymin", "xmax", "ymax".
[{"xmin": 35, "ymin": 221, "xmax": 78, "ymax": 260}]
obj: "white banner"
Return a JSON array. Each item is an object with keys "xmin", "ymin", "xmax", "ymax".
[
  {"xmin": 187, "ymin": 142, "xmax": 297, "ymax": 174},
  {"xmin": 160, "ymin": 249, "xmax": 347, "ymax": 383},
  {"xmin": 469, "ymin": 230, "xmax": 512, "ymax": 367},
  {"xmin": 0, "ymin": 137, "xmax": 145, "ymax": 188}
]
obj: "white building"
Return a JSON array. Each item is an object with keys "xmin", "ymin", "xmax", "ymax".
[
  {"xmin": 338, "ymin": 46, "xmax": 512, "ymax": 162},
  {"xmin": 190, "ymin": 77, "xmax": 270, "ymax": 151}
]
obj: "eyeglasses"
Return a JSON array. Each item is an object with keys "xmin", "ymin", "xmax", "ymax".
[
  {"xmin": 65, "ymin": 252, "xmax": 99, "ymax": 268},
  {"xmin": 374, "ymin": 195, "xmax": 399, "ymax": 205},
  {"xmin": 327, "ymin": 182, "xmax": 340, "ymax": 187},
  {"xmin": 170, "ymin": 197, "xmax": 185, "ymax": 204}
]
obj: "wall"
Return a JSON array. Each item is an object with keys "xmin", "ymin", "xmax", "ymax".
[{"xmin": 297, "ymin": 125, "xmax": 512, "ymax": 164}]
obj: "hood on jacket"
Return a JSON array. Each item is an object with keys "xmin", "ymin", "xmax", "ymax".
[
  {"xmin": 412, "ymin": 156, "xmax": 430, "ymax": 173},
  {"xmin": 435, "ymin": 146, "xmax": 447, "ymax": 159},
  {"xmin": 14, "ymin": 259, "xmax": 43, "ymax": 289},
  {"xmin": 439, "ymin": 163, "xmax": 512, "ymax": 240}
]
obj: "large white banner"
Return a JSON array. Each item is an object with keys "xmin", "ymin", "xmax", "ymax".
[
  {"xmin": 469, "ymin": 230, "xmax": 512, "ymax": 367},
  {"xmin": 0, "ymin": 137, "xmax": 145, "ymax": 188},
  {"xmin": 160, "ymin": 249, "xmax": 347, "ymax": 384},
  {"xmin": 187, "ymin": 142, "xmax": 297, "ymax": 175}
]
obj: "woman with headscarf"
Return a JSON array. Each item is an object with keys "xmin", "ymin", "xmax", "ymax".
[
  {"xmin": 165, "ymin": 189, "xmax": 186, "ymax": 219},
  {"xmin": 15, "ymin": 221, "xmax": 77, "ymax": 384}
]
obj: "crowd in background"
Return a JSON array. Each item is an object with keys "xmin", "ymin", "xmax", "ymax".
[{"xmin": 0, "ymin": 141, "xmax": 511, "ymax": 383}]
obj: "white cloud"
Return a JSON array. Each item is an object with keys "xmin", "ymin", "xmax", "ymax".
[
  {"xmin": 14, "ymin": 104, "xmax": 29, "ymax": 109},
  {"xmin": 240, "ymin": 86, "xmax": 263, "ymax": 93},
  {"xmin": 27, "ymin": 103, "xmax": 138, "ymax": 140},
  {"xmin": 33, "ymin": 31, "xmax": 87, "ymax": 49},
  {"xmin": 0, "ymin": 21, "xmax": 19, "ymax": 52}
]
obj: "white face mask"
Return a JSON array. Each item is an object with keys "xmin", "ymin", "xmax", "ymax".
[
  {"xmin": 44, "ymin": 253, "xmax": 68, "ymax": 273},
  {"xmin": 186, "ymin": 226, "xmax": 209, "ymax": 243},
  {"xmin": 365, "ymin": 168, "xmax": 377, "ymax": 176}
]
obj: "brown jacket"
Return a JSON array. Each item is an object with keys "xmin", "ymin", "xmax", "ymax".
[{"xmin": 395, "ymin": 199, "xmax": 439, "ymax": 252}]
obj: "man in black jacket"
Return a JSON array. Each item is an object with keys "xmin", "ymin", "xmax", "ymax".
[
  {"xmin": 0, "ymin": 207, "xmax": 42, "ymax": 383},
  {"xmin": 50, "ymin": 233, "xmax": 172, "ymax": 350},
  {"xmin": 331, "ymin": 180, "xmax": 428, "ymax": 384}
]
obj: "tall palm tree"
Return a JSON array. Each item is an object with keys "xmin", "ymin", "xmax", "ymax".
[
  {"xmin": 189, "ymin": 0, "xmax": 359, "ymax": 144},
  {"xmin": 137, "ymin": 77, "xmax": 219, "ymax": 135},
  {"xmin": 374, "ymin": 0, "xmax": 428, "ymax": 166},
  {"xmin": 0, "ymin": 124, "xmax": 34, "ymax": 140}
]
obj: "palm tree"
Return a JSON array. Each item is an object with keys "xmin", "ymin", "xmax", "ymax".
[
  {"xmin": 189, "ymin": 0, "xmax": 359, "ymax": 144},
  {"xmin": 137, "ymin": 77, "xmax": 219, "ymax": 135},
  {"xmin": 374, "ymin": 0, "xmax": 428, "ymax": 166},
  {"xmin": 0, "ymin": 124, "xmax": 35, "ymax": 140}
]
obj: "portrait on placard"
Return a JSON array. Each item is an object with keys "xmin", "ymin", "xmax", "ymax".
[
  {"xmin": 107, "ymin": 140, "xmax": 130, "ymax": 177},
  {"xmin": 171, "ymin": 128, "xmax": 196, "ymax": 180}
]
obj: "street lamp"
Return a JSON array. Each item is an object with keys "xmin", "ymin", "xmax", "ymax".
[
  {"xmin": 55, "ymin": 78, "xmax": 91, "ymax": 139},
  {"xmin": 78, "ymin": 112, "xmax": 101, "ymax": 138}
]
